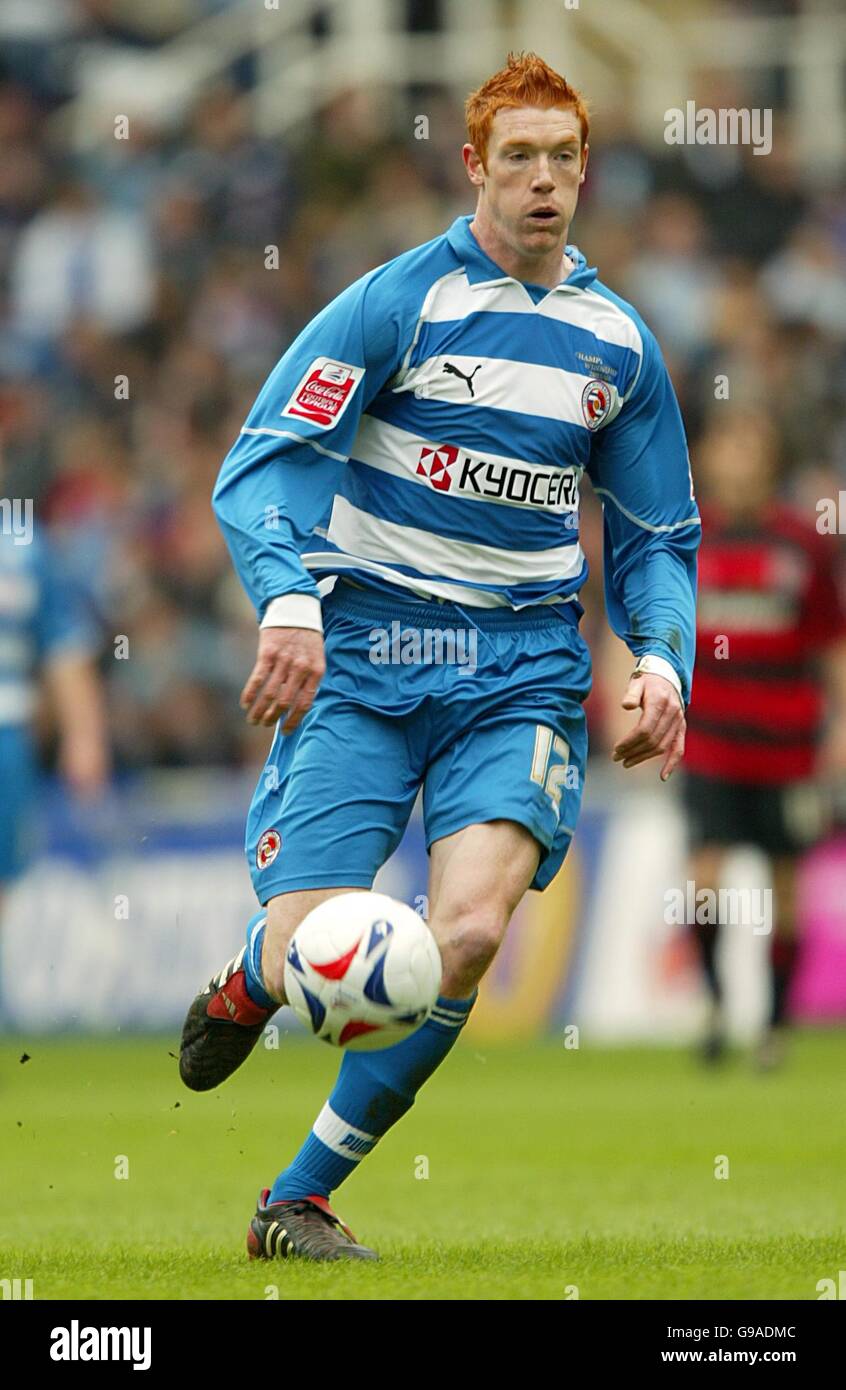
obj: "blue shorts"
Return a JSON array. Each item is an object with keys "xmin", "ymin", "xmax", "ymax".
[{"xmin": 246, "ymin": 582, "xmax": 591, "ymax": 900}]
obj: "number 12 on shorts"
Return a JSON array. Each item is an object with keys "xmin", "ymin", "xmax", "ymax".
[{"xmin": 530, "ymin": 726, "xmax": 573, "ymax": 817}]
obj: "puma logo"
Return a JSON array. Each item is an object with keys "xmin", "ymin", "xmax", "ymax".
[{"xmin": 442, "ymin": 362, "xmax": 482, "ymax": 397}]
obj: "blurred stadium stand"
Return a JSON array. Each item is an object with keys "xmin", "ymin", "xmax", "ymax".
[{"xmin": 2, "ymin": 0, "xmax": 844, "ymax": 771}]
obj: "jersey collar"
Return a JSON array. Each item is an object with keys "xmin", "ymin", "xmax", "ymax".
[{"xmin": 446, "ymin": 214, "xmax": 597, "ymax": 292}]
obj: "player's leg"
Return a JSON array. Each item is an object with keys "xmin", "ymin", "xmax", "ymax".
[
  {"xmin": 178, "ymin": 888, "xmax": 362, "ymax": 1093},
  {"xmin": 427, "ymin": 818, "xmax": 541, "ymax": 994},
  {"xmin": 259, "ymin": 818, "xmax": 540, "ymax": 1216},
  {"xmin": 179, "ymin": 674, "xmax": 421, "ymax": 1091},
  {"xmin": 250, "ymin": 887, "xmax": 366, "ymax": 1008},
  {"xmin": 241, "ymin": 738, "xmax": 430, "ymax": 1262},
  {"xmin": 754, "ymin": 778, "xmax": 829, "ymax": 1069},
  {"xmin": 681, "ymin": 771, "xmax": 742, "ymax": 1062},
  {"xmin": 758, "ymin": 853, "xmax": 799, "ymax": 1070},
  {"xmin": 687, "ymin": 842, "xmax": 727, "ymax": 1060}
]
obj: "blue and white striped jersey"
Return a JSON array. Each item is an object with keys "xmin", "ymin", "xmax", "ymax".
[
  {"xmin": 213, "ymin": 214, "xmax": 700, "ymax": 701},
  {"xmin": 0, "ymin": 527, "xmax": 95, "ymax": 727}
]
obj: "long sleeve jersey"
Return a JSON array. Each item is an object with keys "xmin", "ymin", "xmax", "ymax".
[{"xmin": 213, "ymin": 214, "xmax": 700, "ymax": 702}]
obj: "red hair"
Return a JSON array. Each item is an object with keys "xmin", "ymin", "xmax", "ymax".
[{"xmin": 465, "ymin": 52, "xmax": 590, "ymax": 167}]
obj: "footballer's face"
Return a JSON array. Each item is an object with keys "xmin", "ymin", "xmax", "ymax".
[{"xmin": 464, "ymin": 106, "xmax": 588, "ymax": 263}]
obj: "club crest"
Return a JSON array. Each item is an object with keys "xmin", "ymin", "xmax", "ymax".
[{"xmin": 581, "ymin": 379, "xmax": 614, "ymax": 430}]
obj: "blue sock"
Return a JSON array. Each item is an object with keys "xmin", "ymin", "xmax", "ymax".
[
  {"xmin": 269, "ymin": 991, "xmax": 477, "ymax": 1203},
  {"xmin": 241, "ymin": 911, "xmax": 276, "ymax": 1010}
]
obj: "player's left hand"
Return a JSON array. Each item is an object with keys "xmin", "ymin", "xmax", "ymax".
[{"xmin": 612, "ymin": 672, "xmax": 685, "ymax": 781}]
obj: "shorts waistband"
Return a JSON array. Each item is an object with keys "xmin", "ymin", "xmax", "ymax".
[{"xmin": 327, "ymin": 579, "xmax": 580, "ymax": 631}]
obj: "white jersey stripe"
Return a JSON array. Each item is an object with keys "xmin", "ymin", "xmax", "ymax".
[
  {"xmin": 539, "ymin": 287, "xmax": 644, "ymax": 355},
  {"xmin": 419, "ymin": 271, "xmax": 644, "ymax": 356},
  {"xmin": 324, "ymin": 495, "xmax": 584, "ymax": 587},
  {"xmin": 397, "ymin": 353, "xmax": 623, "ymax": 429},
  {"xmin": 419, "ymin": 272, "xmax": 537, "ymax": 325},
  {"xmin": 302, "ymin": 550, "xmax": 579, "ymax": 608},
  {"xmin": 350, "ymin": 416, "xmax": 580, "ymax": 516}
]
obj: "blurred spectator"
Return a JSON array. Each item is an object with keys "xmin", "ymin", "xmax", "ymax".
[
  {"xmin": 760, "ymin": 220, "xmax": 846, "ymax": 337},
  {"xmin": 623, "ymin": 194, "xmax": 722, "ymax": 365},
  {"xmin": 10, "ymin": 179, "xmax": 155, "ymax": 339}
]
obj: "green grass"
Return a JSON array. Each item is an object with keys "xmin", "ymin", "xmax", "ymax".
[{"xmin": 1, "ymin": 1032, "xmax": 845, "ymax": 1299}]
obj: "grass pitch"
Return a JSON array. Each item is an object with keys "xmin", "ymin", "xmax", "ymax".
[{"xmin": 2, "ymin": 1031, "xmax": 844, "ymax": 1300}]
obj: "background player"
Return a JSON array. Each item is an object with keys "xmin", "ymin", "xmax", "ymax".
[
  {"xmin": 179, "ymin": 53, "xmax": 699, "ymax": 1261},
  {"xmin": 0, "ymin": 513, "xmax": 109, "ymax": 923},
  {"xmin": 684, "ymin": 409, "xmax": 846, "ymax": 1067}
]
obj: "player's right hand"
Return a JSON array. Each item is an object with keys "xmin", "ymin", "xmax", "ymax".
[{"xmin": 240, "ymin": 627, "xmax": 326, "ymax": 732}]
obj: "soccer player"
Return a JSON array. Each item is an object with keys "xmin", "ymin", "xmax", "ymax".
[
  {"xmin": 0, "ymin": 519, "xmax": 109, "ymax": 914},
  {"xmin": 179, "ymin": 53, "xmax": 700, "ymax": 1260},
  {"xmin": 683, "ymin": 410, "xmax": 846, "ymax": 1067}
]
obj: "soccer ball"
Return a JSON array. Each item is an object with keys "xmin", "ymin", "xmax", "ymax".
[{"xmin": 284, "ymin": 891, "xmax": 442, "ymax": 1050}]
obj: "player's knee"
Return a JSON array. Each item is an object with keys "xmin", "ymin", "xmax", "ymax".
[{"xmin": 436, "ymin": 906, "xmax": 506, "ymax": 990}]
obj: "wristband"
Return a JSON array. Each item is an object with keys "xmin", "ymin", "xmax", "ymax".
[
  {"xmin": 631, "ymin": 653, "xmax": 684, "ymax": 707},
  {"xmin": 260, "ymin": 594, "xmax": 323, "ymax": 633}
]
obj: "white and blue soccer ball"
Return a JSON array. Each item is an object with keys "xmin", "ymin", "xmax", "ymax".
[{"xmin": 284, "ymin": 891, "xmax": 442, "ymax": 1050}]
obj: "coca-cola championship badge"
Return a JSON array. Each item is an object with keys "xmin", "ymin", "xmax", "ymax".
[{"xmin": 281, "ymin": 357, "xmax": 365, "ymax": 429}]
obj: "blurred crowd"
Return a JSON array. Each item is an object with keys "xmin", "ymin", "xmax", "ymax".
[{"xmin": 1, "ymin": 4, "xmax": 845, "ymax": 771}]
